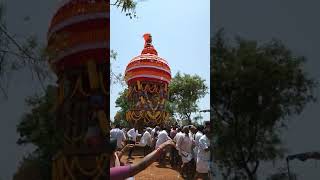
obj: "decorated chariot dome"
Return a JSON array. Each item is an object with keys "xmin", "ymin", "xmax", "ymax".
[
  {"xmin": 125, "ymin": 33, "xmax": 172, "ymax": 130},
  {"xmin": 125, "ymin": 33, "xmax": 171, "ymax": 85},
  {"xmin": 47, "ymin": 0, "xmax": 109, "ymax": 72}
]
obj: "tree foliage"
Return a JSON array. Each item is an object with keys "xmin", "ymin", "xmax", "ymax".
[
  {"xmin": 16, "ymin": 85, "xmax": 63, "ymax": 179},
  {"xmin": 169, "ymin": 72, "xmax": 208, "ymax": 124},
  {"xmin": 211, "ymin": 29, "xmax": 317, "ymax": 180},
  {"xmin": 114, "ymin": 88, "xmax": 131, "ymax": 127},
  {"xmin": 110, "ymin": 0, "xmax": 139, "ymax": 19},
  {"xmin": 0, "ymin": 3, "xmax": 51, "ymax": 99},
  {"xmin": 110, "ymin": 49, "xmax": 124, "ymax": 85}
]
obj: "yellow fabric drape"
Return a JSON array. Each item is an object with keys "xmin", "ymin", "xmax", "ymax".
[
  {"xmin": 97, "ymin": 110, "xmax": 108, "ymax": 136},
  {"xmin": 58, "ymin": 78, "xmax": 64, "ymax": 104},
  {"xmin": 87, "ymin": 60, "xmax": 99, "ymax": 89}
]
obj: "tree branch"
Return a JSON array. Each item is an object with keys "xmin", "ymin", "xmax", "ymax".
[{"xmin": 0, "ymin": 24, "xmax": 46, "ymax": 91}]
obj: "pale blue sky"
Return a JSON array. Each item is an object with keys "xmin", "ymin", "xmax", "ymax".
[{"xmin": 110, "ymin": 0, "xmax": 210, "ymax": 123}]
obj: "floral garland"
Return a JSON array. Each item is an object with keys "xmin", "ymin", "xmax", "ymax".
[
  {"xmin": 126, "ymin": 110, "xmax": 169, "ymax": 125},
  {"xmin": 127, "ymin": 82, "xmax": 168, "ymax": 99},
  {"xmin": 97, "ymin": 110, "xmax": 108, "ymax": 136},
  {"xmin": 87, "ymin": 60, "xmax": 99, "ymax": 89},
  {"xmin": 52, "ymin": 153, "xmax": 109, "ymax": 180},
  {"xmin": 58, "ymin": 76, "xmax": 65, "ymax": 105},
  {"xmin": 68, "ymin": 75, "xmax": 89, "ymax": 98}
]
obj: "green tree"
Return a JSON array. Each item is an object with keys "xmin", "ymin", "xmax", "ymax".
[
  {"xmin": 0, "ymin": 3, "xmax": 51, "ymax": 98},
  {"xmin": 114, "ymin": 88, "xmax": 131, "ymax": 127},
  {"xmin": 211, "ymin": 29, "xmax": 317, "ymax": 180},
  {"xmin": 111, "ymin": 0, "xmax": 138, "ymax": 19},
  {"xmin": 110, "ymin": 50, "xmax": 124, "ymax": 85},
  {"xmin": 115, "ymin": 88, "xmax": 130, "ymax": 119},
  {"xmin": 16, "ymin": 85, "xmax": 63, "ymax": 180},
  {"xmin": 169, "ymin": 72, "xmax": 208, "ymax": 124}
]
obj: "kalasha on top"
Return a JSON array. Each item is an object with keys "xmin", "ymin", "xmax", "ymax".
[{"xmin": 125, "ymin": 33, "xmax": 172, "ymax": 130}]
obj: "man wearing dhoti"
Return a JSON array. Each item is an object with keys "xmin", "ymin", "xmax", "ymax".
[
  {"xmin": 140, "ymin": 127, "xmax": 152, "ymax": 156},
  {"xmin": 110, "ymin": 124, "xmax": 126, "ymax": 150},
  {"xmin": 127, "ymin": 127, "xmax": 138, "ymax": 159},
  {"xmin": 194, "ymin": 125, "xmax": 204, "ymax": 160},
  {"xmin": 196, "ymin": 128, "xmax": 211, "ymax": 179},
  {"xmin": 156, "ymin": 127, "xmax": 172, "ymax": 163},
  {"xmin": 177, "ymin": 126, "xmax": 195, "ymax": 178}
]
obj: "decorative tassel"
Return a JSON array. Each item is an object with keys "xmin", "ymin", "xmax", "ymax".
[
  {"xmin": 87, "ymin": 60, "xmax": 99, "ymax": 89},
  {"xmin": 70, "ymin": 77, "xmax": 80, "ymax": 98},
  {"xmin": 99, "ymin": 71, "xmax": 108, "ymax": 95},
  {"xmin": 97, "ymin": 110, "xmax": 108, "ymax": 136},
  {"xmin": 58, "ymin": 157, "xmax": 64, "ymax": 180},
  {"xmin": 137, "ymin": 80, "xmax": 142, "ymax": 90},
  {"xmin": 140, "ymin": 96, "xmax": 145, "ymax": 104},
  {"xmin": 78, "ymin": 76, "xmax": 89, "ymax": 97},
  {"xmin": 58, "ymin": 80, "xmax": 64, "ymax": 104},
  {"xmin": 52, "ymin": 160, "xmax": 56, "ymax": 180}
]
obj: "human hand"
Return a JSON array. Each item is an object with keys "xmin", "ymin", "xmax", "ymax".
[
  {"xmin": 121, "ymin": 144, "xmax": 134, "ymax": 152},
  {"xmin": 159, "ymin": 140, "xmax": 175, "ymax": 149},
  {"xmin": 125, "ymin": 144, "xmax": 135, "ymax": 150}
]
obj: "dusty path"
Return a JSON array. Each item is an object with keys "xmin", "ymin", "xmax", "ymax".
[{"xmin": 122, "ymin": 147, "xmax": 184, "ymax": 180}]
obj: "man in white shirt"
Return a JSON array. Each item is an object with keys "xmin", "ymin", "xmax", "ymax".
[
  {"xmin": 189, "ymin": 124, "xmax": 198, "ymax": 170},
  {"xmin": 121, "ymin": 128, "xmax": 127, "ymax": 137},
  {"xmin": 189, "ymin": 125, "xmax": 197, "ymax": 140},
  {"xmin": 155, "ymin": 126, "xmax": 172, "ymax": 164},
  {"xmin": 177, "ymin": 126, "xmax": 194, "ymax": 178},
  {"xmin": 170, "ymin": 126, "xmax": 178, "ymax": 139},
  {"xmin": 127, "ymin": 127, "xmax": 137, "ymax": 158},
  {"xmin": 174, "ymin": 127, "xmax": 184, "ymax": 165},
  {"xmin": 171, "ymin": 126, "xmax": 182, "ymax": 167},
  {"xmin": 155, "ymin": 127, "xmax": 171, "ymax": 149},
  {"xmin": 151, "ymin": 127, "xmax": 156, "ymax": 138},
  {"xmin": 194, "ymin": 125, "xmax": 204, "ymax": 160},
  {"xmin": 174, "ymin": 127, "xmax": 184, "ymax": 151},
  {"xmin": 151, "ymin": 126, "xmax": 160, "ymax": 138},
  {"xmin": 151, "ymin": 126, "xmax": 160, "ymax": 150},
  {"xmin": 196, "ymin": 128, "xmax": 211, "ymax": 179},
  {"xmin": 110, "ymin": 124, "xmax": 126, "ymax": 150},
  {"xmin": 140, "ymin": 128, "xmax": 152, "ymax": 156}
]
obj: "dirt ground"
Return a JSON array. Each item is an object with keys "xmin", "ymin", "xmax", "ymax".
[{"xmin": 122, "ymin": 147, "xmax": 184, "ymax": 180}]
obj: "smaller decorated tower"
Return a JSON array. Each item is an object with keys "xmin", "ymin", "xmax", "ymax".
[{"xmin": 125, "ymin": 34, "xmax": 172, "ymax": 130}]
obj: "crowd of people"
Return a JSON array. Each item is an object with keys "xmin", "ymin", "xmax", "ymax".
[{"xmin": 110, "ymin": 121, "xmax": 212, "ymax": 180}]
